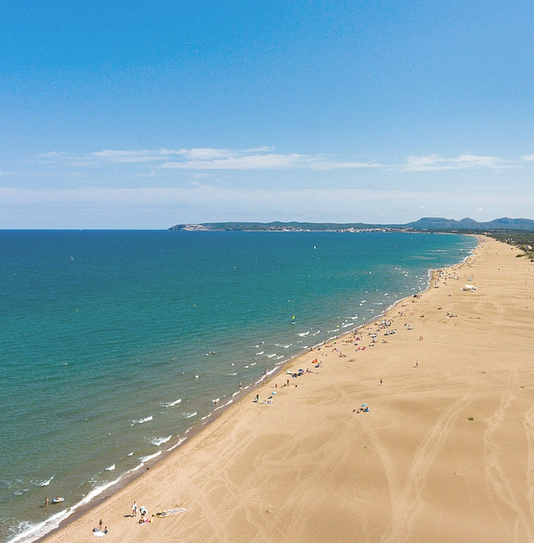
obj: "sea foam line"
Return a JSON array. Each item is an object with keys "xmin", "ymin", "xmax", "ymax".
[
  {"xmin": 130, "ymin": 415, "xmax": 153, "ymax": 426},
  {"xmin": 163, "ymin": 399, "xmax": 181, "ymax": 408},
  {"xmin": 150, "ymin": 435, "xmax": 172, "ymax": 446},
  {"xmin": 8, "ymin": 465, "xmax": 141, "ymax": 543}
]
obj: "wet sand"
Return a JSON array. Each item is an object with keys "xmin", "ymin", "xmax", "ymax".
[{"xmin": 42, "ymin": 236, "xmax": 534, "ymax": 542}]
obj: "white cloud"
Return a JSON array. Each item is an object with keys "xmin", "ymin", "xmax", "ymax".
[
  {"xmin": 311, "ymin": 160, "xmax": 382, "ymax": 170},
  {"xmin": 162, "ymin": 153, "xmax": 314, "ymax": 170},
  {"xmin": 399, "ymin": 153, "xmax": 507, "ymax": 172},
  {"xmin": 30, "ymin": 147, "xmax": 534, "ymax": 176},
  {"xmin": 36, "ymin": 147, "xmax": 380, "ymax": 171},
  {"xmin": 91, "ymin": 149, "xmax": 164, "ymax": 163}
]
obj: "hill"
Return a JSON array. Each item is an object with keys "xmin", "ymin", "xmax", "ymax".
[{"xmin": 169, "ymin": 217, "xmax": 534, "ymax": 233}]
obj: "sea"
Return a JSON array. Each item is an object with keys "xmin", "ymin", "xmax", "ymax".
[{"xmin": 0, "ymin": 230, "xmax": 477, "ymax": 542}]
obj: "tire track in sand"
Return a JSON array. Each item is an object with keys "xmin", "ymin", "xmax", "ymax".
[
  {"xmin": 363, "ymin": 391, "xmax": 473, "ymax": 543},
  {"xmin": 483, "ymin": 384, "xmax": 534, "ymax": 542}
]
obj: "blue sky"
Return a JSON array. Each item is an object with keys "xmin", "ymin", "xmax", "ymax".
[{"xmin": 1, "ymin": 0, "xmax": 534, "ymax": 228}]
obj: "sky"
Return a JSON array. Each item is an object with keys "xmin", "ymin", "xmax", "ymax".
[{"xmin": 1, "ymin": 0, "xmax": 534, "ymax": 228}]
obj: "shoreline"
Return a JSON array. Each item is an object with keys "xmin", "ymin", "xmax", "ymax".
[
  {"xmin": 29, "ymin": 238, "xmax": 478, "ymax": 543},
  {"xmin": 34, "ymin": 236, "xmax": 481, "ymax": 543},
  {"xmin": 32, "ymin": 236, "xmax": 487, "ymax": 542}
]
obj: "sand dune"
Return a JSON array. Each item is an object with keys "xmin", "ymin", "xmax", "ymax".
[{"xmin": 42, "ymin": 236, "xmax": 534, "ymax": 543}]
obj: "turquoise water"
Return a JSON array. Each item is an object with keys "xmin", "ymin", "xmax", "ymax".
[{"xmin": 0, "ymin": 231, "xmax": 476, "ymax": 542}]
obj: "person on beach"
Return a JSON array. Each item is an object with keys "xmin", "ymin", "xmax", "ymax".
[
  {"xmin": 99, "ymin": 519, "xmax": 103, "ymax": 530},
  {"xmin": 254, "ymin": 394, "xmax": 259, "ymax": 402},
  {"xmin": 132, "ymin": 501, "xmax": 138, "ymax": 517}
]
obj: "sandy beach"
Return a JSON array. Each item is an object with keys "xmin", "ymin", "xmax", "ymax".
[{"xmin": 41, "ymin": 236, "xmax": 534, "ymax": 543}]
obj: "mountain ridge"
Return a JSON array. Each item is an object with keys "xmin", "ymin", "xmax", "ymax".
[{"xmin": 168, "ymin": 217, "xmax": 534, "ymax": 232}]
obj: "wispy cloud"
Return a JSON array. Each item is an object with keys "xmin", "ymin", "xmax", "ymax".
[
  {"xmin": 399, "ymin": 154, "xmax": 508, "ymax": 172},
  {"xmin": 30, "ymin": 147, "xmax": 534, "ymax": 174},
  {"xmin": 35, "ymin": 147, "xmax": 381, "ymax": 171},
  {"xmin": 161, "ymin": 148, "xmax": 381, "ymax": 170},
  {"xmin": 162, "ymin": 152, "xmax": 316, "ymax": 170}
]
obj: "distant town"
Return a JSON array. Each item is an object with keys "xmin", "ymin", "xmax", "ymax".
[{"xmin": 169, "ymin": 216, "xmax": 534, "ymax": 233}]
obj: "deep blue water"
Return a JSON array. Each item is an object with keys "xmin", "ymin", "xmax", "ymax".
[{"xmin": 0, "ymin": 230, "xmax": 476, "ymax": 542}]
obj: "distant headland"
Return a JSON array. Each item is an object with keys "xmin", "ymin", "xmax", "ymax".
[{"xmin": 169, "ymin": 217, "xmax": 534, "ymax": 233}]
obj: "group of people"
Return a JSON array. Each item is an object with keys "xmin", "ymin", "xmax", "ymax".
[
  {"xmin": 91, "ymin": 518, "xmax": 109, "ymax": 536},
  {"xmin": 132, "ymin": 501, "xmax": 151, "ymax": 524}
]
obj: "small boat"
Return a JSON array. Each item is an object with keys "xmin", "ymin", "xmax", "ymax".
[{"xmin": 52, "ymin": 497, "xmax": 65, "ymax": 504}]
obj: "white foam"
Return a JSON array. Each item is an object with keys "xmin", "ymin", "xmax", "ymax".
[
  {"xmin": 150, "ymin": 435, "xmax": 172, "ymax": 446},
  {"xmin": 140, "ymin": 451, "xmax": 161, "ymax": 463},
  {"xmin": 13, "ymin": 488, "xmax": 30, "ymax": 496},
  {"xmin": 166, "ymin": 437, "xmax": 187, "ymax": 451},
  {"xmin": 130, "ymin": 415, "xmax": 153, "ymax": 426},
  {"xmin": 163, "ymin": 399, "xmax": 181, "ymax": 408},
  {"xmin": 8, "ymin": 467, "xmax": 139, "ymax": 543},
  {"xmin": 183, "ymin": 412, "xmax": 197, "ymax": 419}
]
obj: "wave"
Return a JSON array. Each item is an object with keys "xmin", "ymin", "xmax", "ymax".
[
  {"xmin": 140, "ymin": 451, "xmax": 162, "ymax": 463},
  {"xmin": 162, "ymin": 399, "xmax": 181, "ymax": 408},
  {"xmin": 13, "ymin": 488, "xmax": 30, "ymax": 496},
  {"xmin": 130, "ymin": 415, "xmax": 153, "ymax": 426},
  {"xmin": 166, "ymin": 437, "xmax": 187, "ymax": 452},
  {"xmin": 150, "ymin": 435, "xmax": 172, "ymax": 447},
  {"xmin": 297, "ymin": 331, "xmax": 309, "ymax": 337},
  {"xmin": 183, "ymin": 412, "xmax": 197, "ymax": 419},
  {"xmin": 38, "ymin": 476, "xmax": 54, "ymax": 487},
  {"xmin": 8, "ymin": 466, "xmax": 141, "ymax": 543},
  {"xmin": 105, "ymin": 464, "xmax": 115, "ymax": 471}
]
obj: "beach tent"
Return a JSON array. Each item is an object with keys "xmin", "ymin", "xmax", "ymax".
[{"xmin": 462, "ymin": 285, "xmax": 477, "ymax": 292}]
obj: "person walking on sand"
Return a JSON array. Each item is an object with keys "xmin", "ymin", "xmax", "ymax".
[{"xmin": 132, "ymin": 501, "xmax": 138, "ymax": 517}]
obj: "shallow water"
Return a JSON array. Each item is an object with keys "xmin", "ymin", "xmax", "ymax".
[{"xmin": 0, "ymin": 230, "xmax": 476, "ymax": 542}]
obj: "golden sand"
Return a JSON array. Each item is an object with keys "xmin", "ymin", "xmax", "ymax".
[{"xmin": 42, "ymin": 236, "xmax": 534, "ymax": 542}]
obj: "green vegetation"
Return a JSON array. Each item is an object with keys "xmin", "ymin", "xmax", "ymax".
[{"xmin": 487, "ymin": 232, "xmax": 534, "ymax": 261}]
